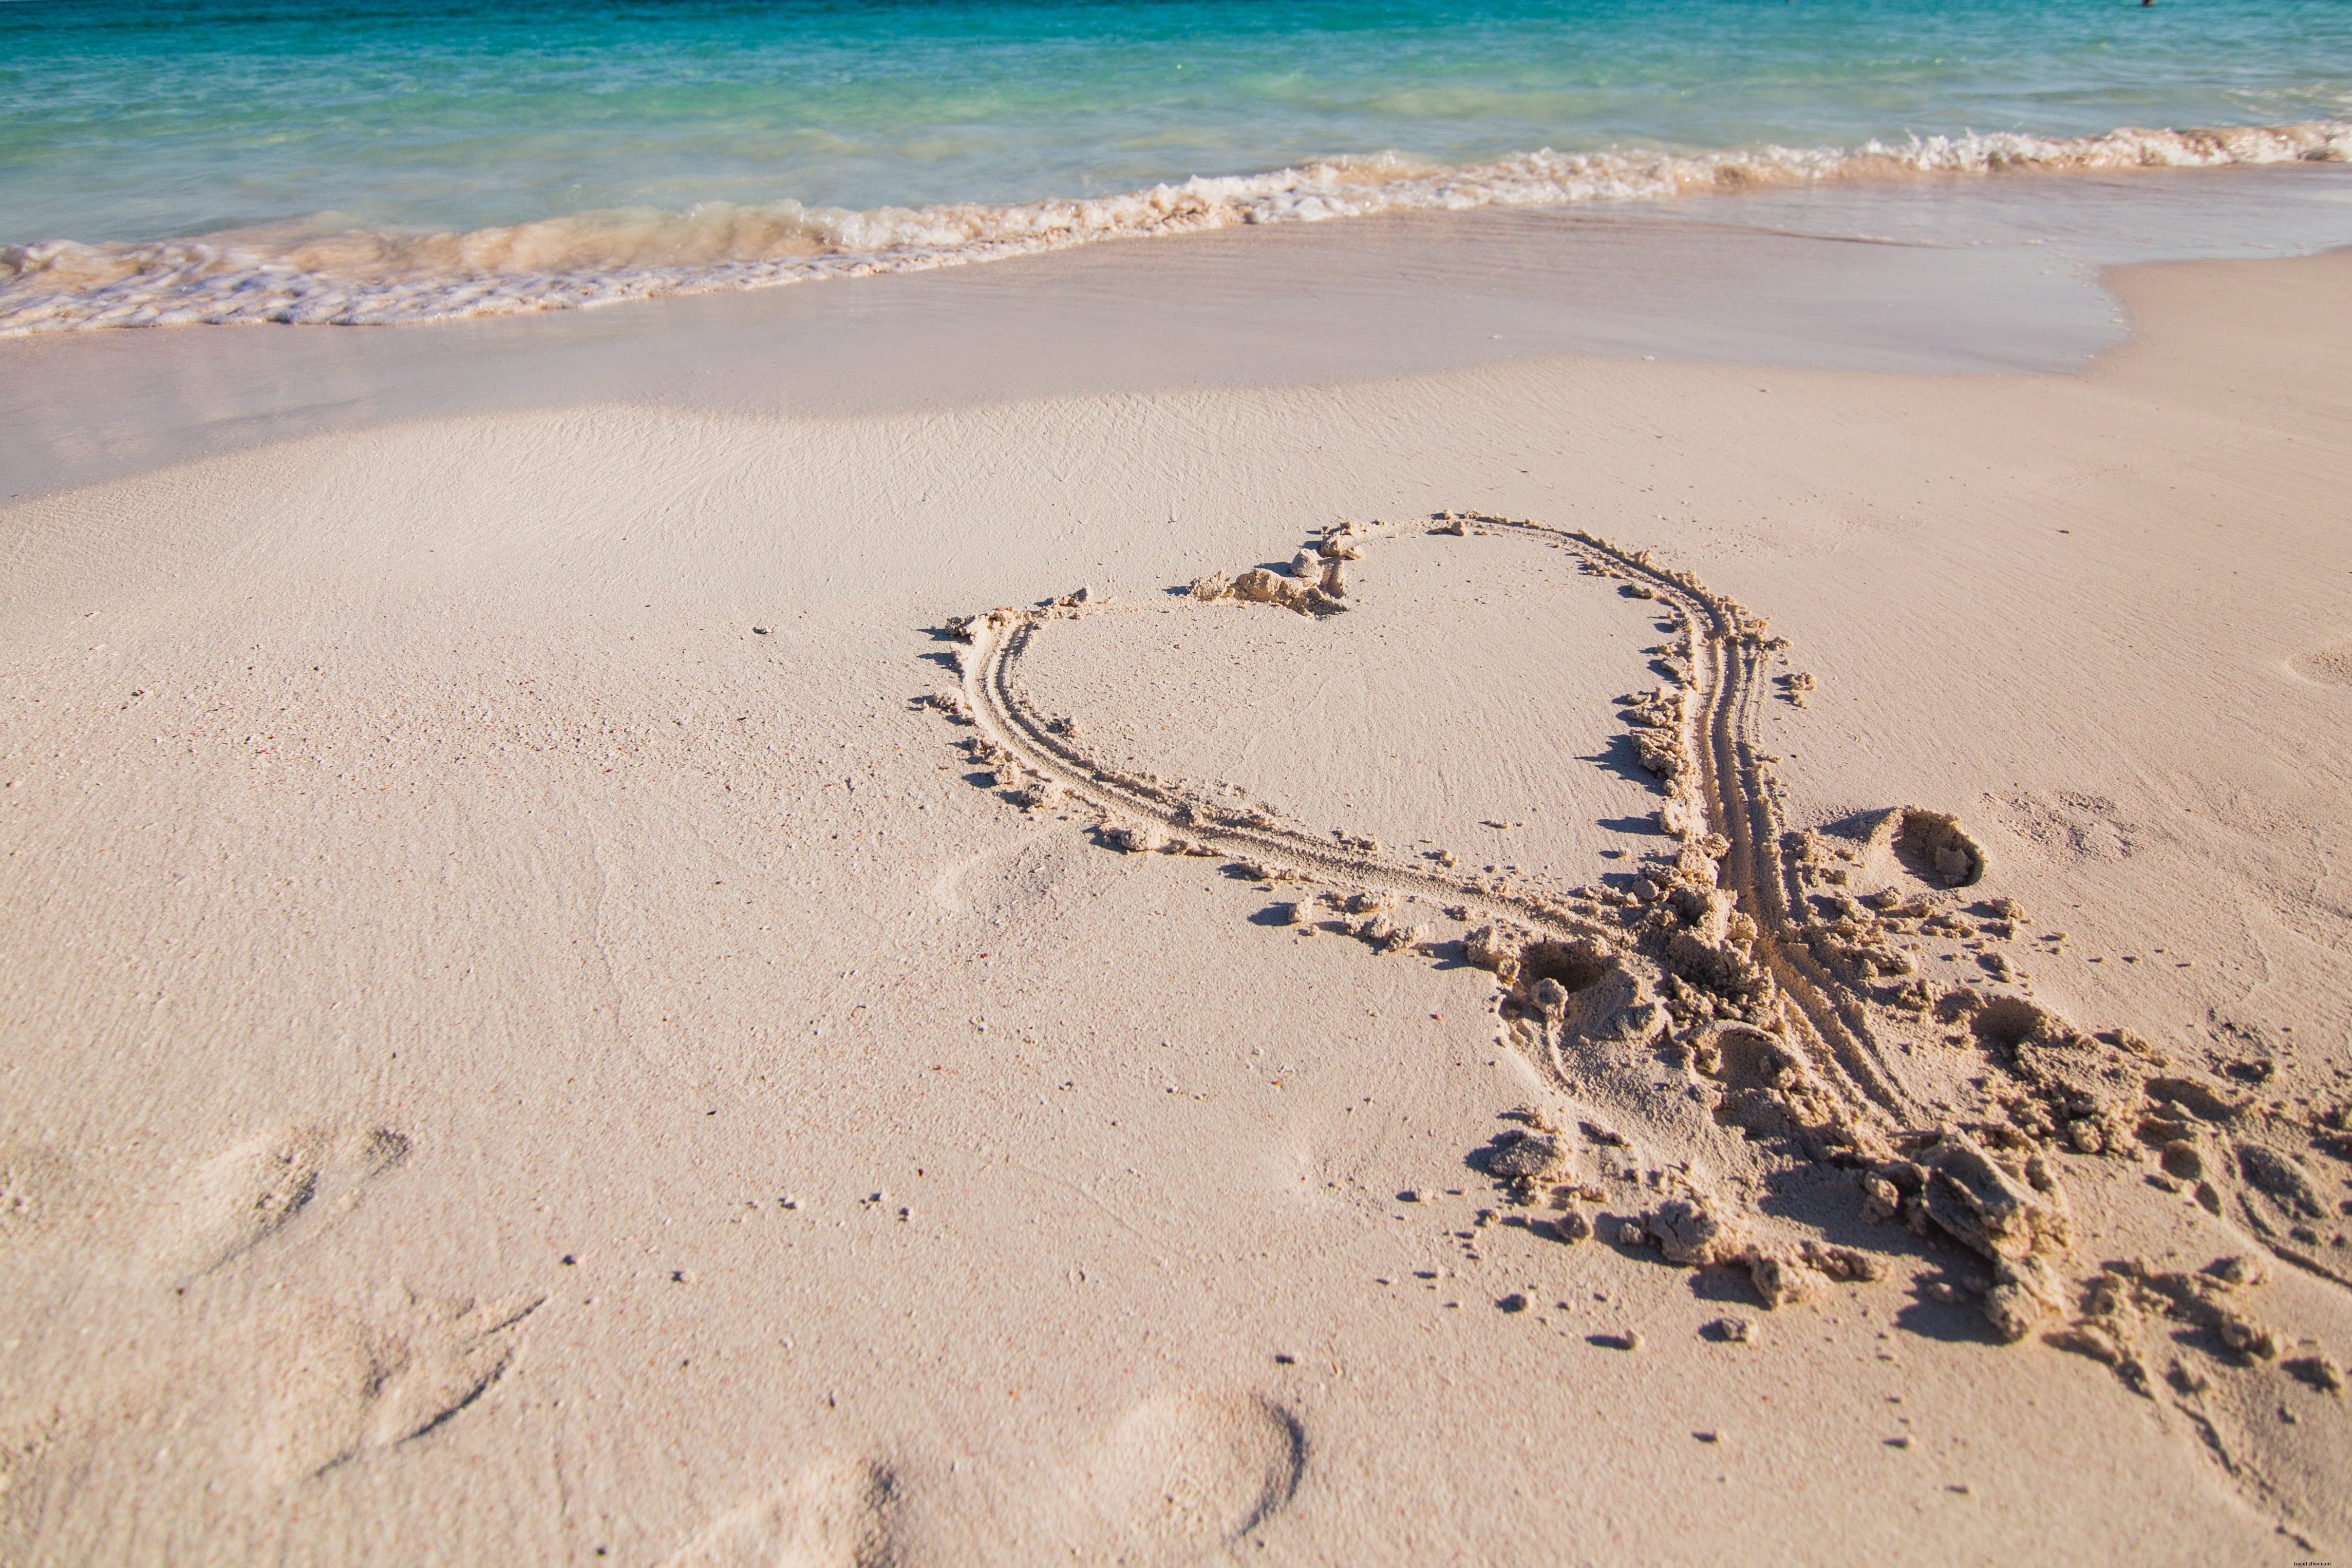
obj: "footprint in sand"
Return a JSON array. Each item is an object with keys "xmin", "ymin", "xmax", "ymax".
[
  {"xmin": 659, "ymin": 1455, "xmax": 901, "ymax": 1568},
  {"xmin": 0, "ymin": 1282, "xmax": 545, "ymax": 1550},
  {"xmin": 655, "ymin": 1394, "xmax": 1297, "ymax": 1568},
  {"xmin": 1060, "ymin": 1391, "xmax": 1305, "ymax": 1566},
  {"xmin": 3, "ymin": 1124, "xmax": 538, "ymax": 1555},
  {"xmin": 144, "ymin": 1124, "xmax": 411, "ymax": 1284},
  {"xmin": 258, "ymin": 1287, "xmax": 544, "ymax": 1483}
]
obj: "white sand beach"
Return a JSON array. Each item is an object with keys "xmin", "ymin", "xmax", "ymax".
[{"xmin": 2, "ymin": 218, "xmax": 2348, "ymax": 1564}]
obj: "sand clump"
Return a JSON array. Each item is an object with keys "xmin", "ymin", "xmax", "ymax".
[
  {"xmin": 1186, "ymin": 522, "xmax": 1372, "ymax": 615},
  {"xmin": 1477, "ymin": 1128, "xmax": 1569, "ymax": 1184},
  {"xmin": 1884, "ymin": 1130, "xmax": 2073, "ymax": 1340},
  {"xmin": 1614, "ymin": 1178, "xmax": 1886, "ymax": 1310}
]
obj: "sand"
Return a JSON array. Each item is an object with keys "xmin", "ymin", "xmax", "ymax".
[
  {"xmin": 18, "ymin": 161, "xmax": 2352, "ymax": 506},
  {"xmin": 1, "ymin": 229, "xmax": 2348, "ymax": 1564}
]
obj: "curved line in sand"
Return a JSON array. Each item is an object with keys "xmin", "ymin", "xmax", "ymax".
[{"xmin": 959, "ymin": 516, "xmax": 1922, "ymax": 1133}]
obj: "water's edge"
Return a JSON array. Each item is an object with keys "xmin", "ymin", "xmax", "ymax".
[{"xmin": 4, "ymin": 120, "xmax": 2345, "ymax": 335}]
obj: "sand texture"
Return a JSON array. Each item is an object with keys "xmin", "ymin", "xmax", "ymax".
[{"xmin": 2, "ymin": 246, "xmax": 2349, "ymax": 1564}]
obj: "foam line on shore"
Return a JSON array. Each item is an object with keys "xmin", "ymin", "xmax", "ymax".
[{"xmin": 3, "ymin": 119, "xmax": 2345, "ymax": 335}]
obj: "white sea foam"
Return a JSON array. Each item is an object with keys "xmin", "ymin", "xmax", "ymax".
[{"xmin": 4, "ymin": 120, "xmax": 2345, "ymax": 334}]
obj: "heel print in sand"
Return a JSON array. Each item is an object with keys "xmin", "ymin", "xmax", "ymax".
[
  {"xmin": 924, "ymin": 512, "xmax": 2351, "ymax": 1548},
  {"xmin": 660, "ymin": 1455, "xmax": 900, "ymax": 1568},
  {"xmin": 1058, "ymin": 1391, "xmax": 1304, "ymax": 1566}
]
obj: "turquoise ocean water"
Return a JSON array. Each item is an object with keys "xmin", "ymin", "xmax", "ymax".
[{"xmin": 3, "ymin": 0, "xmax": 2348, "ymax": 329}]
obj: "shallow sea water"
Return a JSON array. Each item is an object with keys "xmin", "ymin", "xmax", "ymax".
[{"xmin": 2, "ymin": 0, "xmax": 2348, "ymax": 331}]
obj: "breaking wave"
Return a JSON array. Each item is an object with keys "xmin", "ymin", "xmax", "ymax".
[{"xmin": 4, "ymin": 119, "xmax": 2345, "ymax": 335}]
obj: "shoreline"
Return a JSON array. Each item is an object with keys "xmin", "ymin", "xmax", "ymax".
[
  {"xmin": 2, "ymin": 214, "xmax": 2349, "ymax": 1561},
  {"xmin": 7, "ymin": 159, "xmax": 2352, "ymax": 505},
  {"xmin": 8, "ymin": 116, "xmax": 2348, "ymax": 335}
]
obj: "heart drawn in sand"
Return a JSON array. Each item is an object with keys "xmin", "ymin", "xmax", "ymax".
[{"xmin": 917, "ymin": 509, "xmax": 2352, "ymax": 1542}]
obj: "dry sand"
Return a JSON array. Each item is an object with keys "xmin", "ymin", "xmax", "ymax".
[{"xmin": 1, "ymin": 237, "xmax": 2348, "ymax": 1564}]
